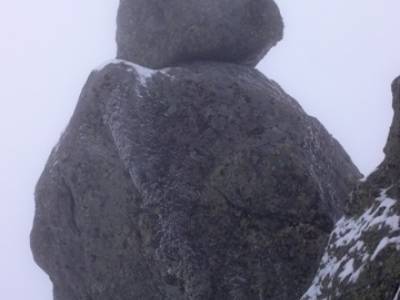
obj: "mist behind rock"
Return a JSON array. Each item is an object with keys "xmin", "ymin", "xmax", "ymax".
[{"xmin": 1, "ymin": 1, "xmax": 400, "ymax": 299}]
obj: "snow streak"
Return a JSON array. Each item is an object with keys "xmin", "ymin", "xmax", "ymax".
[{"xmin": 302, "ymin": 188, "xmax": 400, "ymax": 299}]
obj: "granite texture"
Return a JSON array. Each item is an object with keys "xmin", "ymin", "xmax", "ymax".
[
  {"xmin": 116, "ymin": 0, "xmax": 284, "ymax": 68},
  {"xmin": 31, "ymin": 61, "xmax": 361, "ymax": 300},
  {"xmin": 302, "ymin": 76, "xmax": 400, "ymax": 300}
]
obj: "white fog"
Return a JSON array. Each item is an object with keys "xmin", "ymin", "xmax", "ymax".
[{"xmin": 0, "ymin": 1, "xmax": 399, "ymax": 299}]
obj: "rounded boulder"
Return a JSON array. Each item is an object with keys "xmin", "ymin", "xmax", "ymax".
[{"xmin": 116, "ymin": 0, "xmax": 284, "ymax": 69}]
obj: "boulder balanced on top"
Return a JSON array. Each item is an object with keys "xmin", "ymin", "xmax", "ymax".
[
  {"xmin": 31, "ymin": 1, "xmax": 363, "ymax": 300},
  {"xmin": 117, "ymin": 0, "xmax": 284, "ymax": 68}
]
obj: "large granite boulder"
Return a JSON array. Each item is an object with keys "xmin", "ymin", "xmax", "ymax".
[
  {"xmin": 31, "ymin": 61, "xmax": 360, "ymax": 300},
  {"xmin": 301, "ymin": 76, "xmax": 400, "ymax": 300},
  {"xmin": 116, "ymin": 0, "xmax": 284, "ymax": 69}
]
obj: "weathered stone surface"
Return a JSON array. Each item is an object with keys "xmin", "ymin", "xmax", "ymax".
[
  {"xmin": 116, "ymin": 0, "xmax": 284, "ymax": 69},
  {"xmin": 301, "ymin": 76, "xmax": 400, "ymax": 300},
  {"xmin": 31, "ymin": 61, "xmax": 360, "ymax": 300}
]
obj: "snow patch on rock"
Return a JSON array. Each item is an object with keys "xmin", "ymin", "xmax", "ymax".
[
  {"xmin": 394, "ymin": 285, "xmax": 400, "ymax": 300},
  {"xmin": 301, "ymin": 188, "xmax": 400, "ymax": 299},
  {"xmin": 95, "ymin": 59, "xmax": 170, "ymax": 87}
]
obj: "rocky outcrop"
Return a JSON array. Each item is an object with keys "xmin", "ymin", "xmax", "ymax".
[
  {"xmin": 31, "ymin": 1, "xmax": 363, "ymax": 299},
  {"xmin": 31, "ymin": 60, "xmax": 360, "ymax": 300},
  {"xmin": 301, "ymin": 77, "xmax": 400, "ymax": 300},
  {"xmin": 117, "ymin": 0, "xmax": 284, "ymax": 69}
]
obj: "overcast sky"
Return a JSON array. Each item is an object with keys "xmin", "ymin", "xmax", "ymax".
[{"xmin": 1, "ymin": 1, "xmax": 400, "ymax": 299}]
